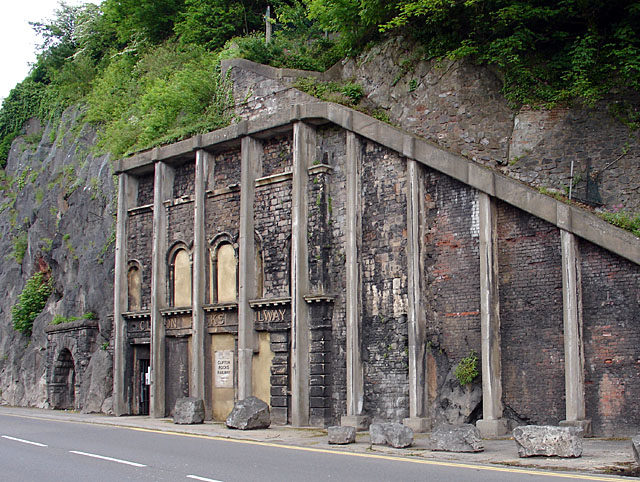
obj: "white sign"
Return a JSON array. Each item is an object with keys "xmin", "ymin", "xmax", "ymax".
[{"xmin": 215, "ymin": 350, "xmax": 234, "ymax": 388}]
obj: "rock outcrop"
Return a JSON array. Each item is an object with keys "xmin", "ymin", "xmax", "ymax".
[{"xmin": 0, "ymin": 108, "xmax": 115, "ymax": 412}]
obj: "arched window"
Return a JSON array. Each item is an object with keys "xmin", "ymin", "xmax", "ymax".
[
  {"xmin": 127, "ymin": 262, "xmax": 142, "ymax": 311},
  {"xmin": 217, "ymin": 243, "xmax": 237, "ymax": 302},
  {"xmin": 171, "ymin": 248, "xmax": 191, "ymax": 307},
  {"xmin": 210, "ymin": 241, "xmax": 237, "ymax": 303}
]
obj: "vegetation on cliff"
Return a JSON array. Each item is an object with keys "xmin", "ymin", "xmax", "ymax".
[{"xmin": 0, "ymin": 0, "xmax": 638, "ymax": 168}]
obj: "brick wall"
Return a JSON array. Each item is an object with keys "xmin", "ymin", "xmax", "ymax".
[
  {"xmin": 422, "ymin": 170, "xmax": 481, "ymax": 363},
  {"xmin": 254, "ymin": 182, "xmax": 292, "ymax": 299},
  {"xmin": 360, "ymin": 139, "xmax": 409, "ymax": 422},
  {"xmin": 173, "ymin": 162, "xmax": 195, "ymax": 199},
  {"xmin": 262, "ymin": 135, "xmax": 293, "ymax": 178},
  {"xmin": 212, "ymin": 149, "xmax": 241, "ymax": 189},
  {"xmin": 127, "ymin": 209, "xmax": 153, "ymax": 310},
  {"xmin": 319, "ymin": 127, "xmax": 348, "ymax": 424},
  {"xmin": 168, "ymin": 202, "xmax": 194, "ymax": 249},
  {"xmin": 498, "ymin": 202, "xmax": 565, "ymax": 425},
  {"xmin": 580, "ymin": 239, "xmax": 640, "ymax": 436},
  {"xmin": 136, "ymin": 174, "xmax": 154, "ymax": 206}
]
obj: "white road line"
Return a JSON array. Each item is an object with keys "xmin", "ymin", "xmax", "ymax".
[
  {"xmin": 69, "ymin": 450, "xmax": 147, "ymax": 467},
  {"xmin": 186, "ymin": 475, "xmax": 223, "ymax": 482},
  {"xmin": 1, "ymin": 435, "xmax": 48, "ymax": 447}
]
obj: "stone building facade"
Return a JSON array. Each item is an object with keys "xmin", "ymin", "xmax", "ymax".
[{"xmin": 112, "ymin": 62, "xmax": 640, "ymax": 436}]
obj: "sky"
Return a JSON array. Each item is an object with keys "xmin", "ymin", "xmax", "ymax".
[{"xmin": 0, "ymin": 0, "xmax": 95, "ymax": 101}]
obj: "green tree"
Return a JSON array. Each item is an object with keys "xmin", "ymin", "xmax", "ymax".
[{"xmin": 103, "ymin": 0, "xmax": 186, "ymax": 44}]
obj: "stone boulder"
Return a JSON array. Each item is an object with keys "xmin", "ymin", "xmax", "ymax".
[
  {"xmin": 226, "ymin": 396, "xmax": 271, "ymax": 430},
  {"xmin": 328, "ymin": 426, "xmax": 356, "ymax": 444},
  {"xmin": 369, "ymin": 423, "xmax": 388, "ymax": 445},
  {"xmin": 173, "ymin": 397, "xmax": 205, "ymax": 424},
  {"xmin": 513, "ymin": 425, "xmax": 583, "ymax": 458},
  {"xmin": 632, "ymin": 435, "xmax": 640, "ymax": 466},
  {"xmin": 430, "ymin": 424, "xmax": 484, "ymax": 453},
  {"xmin": 386, "ymin": 423, "xmax": 414, "ymax": 448},
  {"xmin": 368, "ymin": 422, "xmax": 414, "ymax": 448}
]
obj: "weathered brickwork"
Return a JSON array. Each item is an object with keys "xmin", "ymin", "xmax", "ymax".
[
  {"xmin": 173, "ymin": 162, "xmax": 195, "ymax": 199},
  {"xmin": 580, "ymin": 239, "xmax": 640, "ymax": 436},
  {"xmin": 497, "ymin": 202, "xmax": 565, "ymax": 426},
  {"xmin": 117, "ymin": 88, "xmax": 640, "ymax": 434},
  {"xmin": 136, "ymin": 174, "xmax": 155, "ymax": 206},
  {"xmin": 254, "ymin": 182, "xmax": 292, "ymax": 298},
  {"xmin": 422, "ymin": 170, "xmax": 481, "ymax": 363},
  {"xmin": 262, "ymin": 135, "xmax": 293, "ymax": 178},
  {"xmin": 212, "ymin": 149, "xmax": 241, "ymax": 189},
  {"xmin": 318, "ymin": 126, "xmax": 348, "ymax": 424},
  {"xmin": 360, "ymin": 140, "xmax": 409, "ymax": 422},
  {"xmin": 269, "ymin": 331, "xmax": 290, "ymax": 424},
  {"xmin": 168, "ymin": 202, "xmax": 194, "ymax": 249},
  {"xmin": 205, "ymin": 191, "xmax": 240, "ymax": 303},
  {"xmin": 126, "ymin": 209, "xmax": 153, "ymax": 310}
]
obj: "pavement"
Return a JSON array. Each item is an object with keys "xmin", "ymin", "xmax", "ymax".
[{"xmin": 1, "ymin": 406, "xmax": 638, "ymax": 479}]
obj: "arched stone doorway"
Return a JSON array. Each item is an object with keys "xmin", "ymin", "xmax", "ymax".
[{"xmin": 51, "ymin": 349, "xmax": 76, "ymax": 409}]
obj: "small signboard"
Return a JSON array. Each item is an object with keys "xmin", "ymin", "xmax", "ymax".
[{"xmin": 215, "ymin": 350, "xmax": 234, "ymax": 388}]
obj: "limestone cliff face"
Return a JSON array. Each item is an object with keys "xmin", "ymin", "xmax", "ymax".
[
  {"xmin": 340, "ymin": 37, "xmax": 640, "ymax": 212},
  {"xmin": 0, "ymin": 108, "xmax": 115, "ymax": 411}
]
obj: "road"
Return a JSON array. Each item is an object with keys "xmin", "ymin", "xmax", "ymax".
[{"xmin": 0, "ymin": 412, "xmax": 625, "ymax": 481}]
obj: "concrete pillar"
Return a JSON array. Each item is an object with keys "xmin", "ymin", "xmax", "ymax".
[
  {"xmin": 150, "ymin": 161, "xmax": 174, "ymax": 417},
  {"xmin": 403, "ymin": 159, "xmax": 430, "ymax": 432},
  {"xmin": 559, "ymin": 229, "xmax": 591, "ymax": 435},
  {"xmin": 291, "ymin": 122, "xmax": 313, "ymax": 426},
  {"xmin": 476, "ymin": 192, "xmax": 509, "ymax": 437},
  {"xmin": 113, "ymin": 173, "xmax": 138, "ymax": 416},
  {"xmin": 191, "ymin": 149, "xmax": 210, "ymax": 399},
  {"xmin": 238, "ymin": 136, "xmax": 262, "ymax": 400},
  {"xmin": 341, "ymin": 131, "xmax": 368, "ymax": 429}
]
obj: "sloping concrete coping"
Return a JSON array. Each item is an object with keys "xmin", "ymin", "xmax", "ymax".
[{"xmin": 114, "ymin": 102, "xmax": 640, "ymax": 267}]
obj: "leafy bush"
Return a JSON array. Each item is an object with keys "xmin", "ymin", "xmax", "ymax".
[
  {"xmin": 11, "ymin": 272, "xmax": 53, "ymax": 336},
  {"xmin": 454, "ymin": 350, "xmax": 479, "ymax": 386},
  {"xmin": 11, "ymin": 232, "xmax": 28, "ymax": 265}
]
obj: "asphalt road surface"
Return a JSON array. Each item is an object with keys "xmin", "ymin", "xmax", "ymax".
[{"xmin": 0, "ymin": 413, "xmax": 623, "ymax": 481}]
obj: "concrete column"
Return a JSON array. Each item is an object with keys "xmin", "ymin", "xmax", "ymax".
[
  {"xmin": 150, "ymin": 161, "xmax": 174, "ymax": 417},
  {"xmin": 403, "ymin": 159, "xmax": 430, "ymax": 433},
  {"xmin": 559, "ymin": 229, "xmax": 591, "ymax": 435},
  {"xmin": 238, "ymin": 136, "xmax": 262, "ymax": 400},
  {"xmin": 113, "ymin": 173, "xmax": 138, "ymax": 416},
  {"xmin": 341, "ymin": 131, "xmax": 368, "ymax": 430},
  {"xmin": 291, "ymin": 122, "xmax": 313, "ymax": 426},
  {"xmin": 476, "ymin": 192, "xmax": 509, "ymax": 437},
  {"xmin": 191, "ymin": 149, "xmax": 210, "ymax": 399}
]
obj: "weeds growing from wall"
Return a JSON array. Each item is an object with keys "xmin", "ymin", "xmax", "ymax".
[{"xmin": 11, "ymin": 272, "xmax": 54, "ymax": 336}]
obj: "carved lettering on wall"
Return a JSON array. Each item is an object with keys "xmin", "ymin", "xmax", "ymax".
[
  {"xmin": 215, "ymin": 350, "xmax": 234, "ymax": 388},
  {"xmin": 255, "ymin": 309, "xmax": 287, "ymax": 323},
  {"xmin": 165, "ymin": 316, "xmax": 192, "ymax": 330},
  {"xmin": 207, "ymin": 312, "xmax": 227, "ymax": 327},
  {"xmin": 127, "ymin": 319, "xmax": 150, "ymax": 333}
]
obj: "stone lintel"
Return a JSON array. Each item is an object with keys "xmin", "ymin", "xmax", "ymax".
[
  {"xmin": 403, "ymin": 417, "xmax": 430, "ymax": 433},
  {"xmin": 341, "ymin": 415, "xmax": 370, "ymax": 431},
  {"xmin": 476, "ymin": 418, "xmax": 509, "ymax": 438}
]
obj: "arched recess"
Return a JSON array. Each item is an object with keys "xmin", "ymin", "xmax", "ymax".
[
  {"xmin": 52, "ymin": 348, "xmax": 76, "ymax": 410},
  {"xmin": 209, "ymin": 234, "xmax": 238, "ymax": 303},
  {"xmin": 168, "ymin": 243, "xmax": 192, "ymax": 307},
  {"xmin": 127, "ymin": 260, "xmax": 142, "ymax": 311}
]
